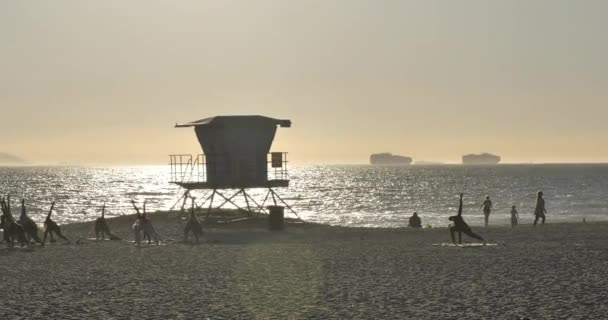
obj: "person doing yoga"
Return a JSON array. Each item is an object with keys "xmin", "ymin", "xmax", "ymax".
[{"xmin": 449, "ymin": 193, "xmax": 486, "ymax": 245}]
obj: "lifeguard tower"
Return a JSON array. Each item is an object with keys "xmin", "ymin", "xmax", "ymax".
[{"xmin": 169, "ymin": 115, "xmax": 298, "ymax": 220}]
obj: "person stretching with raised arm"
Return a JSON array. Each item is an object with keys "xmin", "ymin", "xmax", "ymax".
[{"xmin": 449, "ymin": 194, "xmax": 486, "ymax": 245}]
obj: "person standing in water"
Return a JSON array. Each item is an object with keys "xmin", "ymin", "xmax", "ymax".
[
  {"xmin": 480, "ymin": 195, "xmax": 493, "ymax": 227},
  {"xmin": 510, "ymin": 205, "xmax": 519, "ymax": 228},
  {"xmin": 533, "ymin": 191, "xmax": 547, "ymax": 226},
  {"xmin": 449, "ymin": 193, "xmax": 486, "ymax": 245}
]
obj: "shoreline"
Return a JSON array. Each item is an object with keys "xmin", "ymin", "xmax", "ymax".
[
  {"xmin": 5, "ymin": 208, "xmax": 607, "ymax": 243},
  {"xmin": 59, "ymin": 208, "xmax": 608, "ymax": 232},
  {"xmin": 41, "ymin": 206, "xmax": 608, "ymax": 231}
]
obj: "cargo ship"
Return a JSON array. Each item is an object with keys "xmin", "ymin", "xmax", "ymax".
[
  {"xmin": 462, "ymin": 153, "xmax": 501, "ymax": 165},
  {"xmin": 370, "ymin": 153, "xmax": 413, "ymax": 165}
]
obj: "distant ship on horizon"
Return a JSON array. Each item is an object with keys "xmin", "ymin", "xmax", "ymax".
[
  {"xmin": 370, "ymin": 153, "xmax": 413, "ymax": 165},
  {"xmin": 462, "ymin": 153, "xmax": 501, "ymax": 165}
]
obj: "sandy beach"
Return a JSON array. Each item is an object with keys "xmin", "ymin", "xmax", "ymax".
[{"xmin": 1, "ymin": 212, "xmax": 607, "ymax": 320}]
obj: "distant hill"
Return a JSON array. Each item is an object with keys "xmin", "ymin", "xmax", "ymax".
[{"xmin": 0, "ymin": 152, "xmax": 27, "ymax": 165}]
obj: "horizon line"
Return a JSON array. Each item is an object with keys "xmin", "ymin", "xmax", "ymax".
[{"xmin": 2, "ymin": 161, "xmax": 608, "ymax": 168}]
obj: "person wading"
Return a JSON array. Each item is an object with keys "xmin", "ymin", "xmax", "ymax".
[
  {"xmin": 510, "ymin": 205, "xmax": 519, "ymax": 228},
  {"xmin": 533, "ymin": 191, "xmax": 547, "ymax": 226},
  {"xmin": 480, "ymin": 195, "xmax": 493, "ymax": 227}
]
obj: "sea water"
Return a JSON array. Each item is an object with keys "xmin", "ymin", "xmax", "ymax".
[{"xmin": 1, "ymin": 164, "xmax": 607, "ymax": 227}]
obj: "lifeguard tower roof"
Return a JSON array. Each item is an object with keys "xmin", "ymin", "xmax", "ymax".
[{"xmin": 175, "ymin": 115, "xmax": 291, "ymax": 129}]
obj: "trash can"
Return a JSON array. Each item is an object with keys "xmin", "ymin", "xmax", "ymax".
[{"xmin": 267, "ymin": 205, "xmax": 285, "ymax": 230}]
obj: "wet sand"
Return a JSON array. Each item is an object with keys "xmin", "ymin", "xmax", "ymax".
[{"xmin": 1, "ymin": 212, "xmax": 607, "ymax": 319}]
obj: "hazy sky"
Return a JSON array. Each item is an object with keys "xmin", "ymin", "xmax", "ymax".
[{"xmin": 1, "ymin": 0, "xmax": 607, "ymax": 164}]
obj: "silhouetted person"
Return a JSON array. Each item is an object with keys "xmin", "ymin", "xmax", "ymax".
[
  {"xmin": 19, "ymin": 199, "xmax": 42, "ymax": 244},
  {"xmin": 94, "ymin": 203, "xmax": 121, "ymax": 240},
  {"xmin": 1, "ymin": 196, "xmax": 28, "ymax": 248},
  {"xmin": 449, "ymin": 194, "xmax": 485, "ymax": 245},
  {"xmin": 141, "ymin": 202, "xmax": 161, "ymax": 245},
  {"xmin": 510, "ymin": 205, "xmax": 519, "ymax": 228},
  {"xmin": 131, "ymin": 200, "xmax": 161, "ymax": 245},
  {"xmin": 1, "ymin": 197, "xmax": 11, "ymax": 243},
  {"xmin": 42, "ymin": 202, "xmax": 70, "ymax": 245},
  {"xmin": 408, "ymin": 212, "xmax": 422, "ymax": 228},
  {"xmin": 480, "ymin": 195, "xmax": 493, "ymax": 227},
  {"xmin": 131, "ymin": 200, "xmax": 145, "ymax": 245},
  {"xmin": 0, "ymin": 215, "xmax": 8, "ymax": 243},
  {"xmin": 533, "ymin": 191, "xmax": 546, "ymax": 226},
  {"xmin": 184, "ymin": 198, "xmax": 204, "ymax": 243}
]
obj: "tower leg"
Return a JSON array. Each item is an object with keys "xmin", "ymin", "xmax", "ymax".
[
  {"xmin": 214, "ymin": 190, "xmax": 250, "ymax": 214},
  {"xmin": 170, "ymin": 188, "xmax": 188, "ymax": 211},
  {"xmin": 214, "ymin": 190, "xmax": 243, "ymax": 210},
  {"xmin": 271, "ymin": 189, "xmax": 278, "ymax": 206},
  {"xmin": 177, "ymin": 190, "xmax": 190, "ymax": 220},
  {"xmin": 270, "ymin": 189, "xmax": 304, "ymax": 222},
  {"xmin": 205, "ymin": 190, "xmax": 216, "ymax": 219},
  {"xmin": 196, "ymin": 191, "xmax": 214, "ymax": 211},
  {"xmin": 242, "ymin": 189, "xmax": 252, "ymax": 217},
  {"xmin": 244, "ymin": 191, "xmax": 268, "ymax": 216},
  {"xmin": 255, "ymin": 189, "xmax": 272, "ymax": 217}
]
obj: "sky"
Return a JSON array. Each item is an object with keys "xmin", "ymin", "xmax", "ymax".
[{"xmin": 1, "ymin": 0, "xmax": 607, "ymax": 165}]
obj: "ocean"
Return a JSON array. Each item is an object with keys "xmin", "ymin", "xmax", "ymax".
[{"xmin": 1, "ymin": 164, "xmax": 607, "ymax": 228}]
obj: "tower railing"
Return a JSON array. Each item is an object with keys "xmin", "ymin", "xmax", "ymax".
[
  {"xmin": 169, "ymin": 152, "xmax": 289, "ymax": 185},
  {"xmin": 268, "ymin": 152, "xmax": 289, "ymax": 181},
  {"xmin": 169, "ymin": 154, "xmax": 205, "ymax": 184}
]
